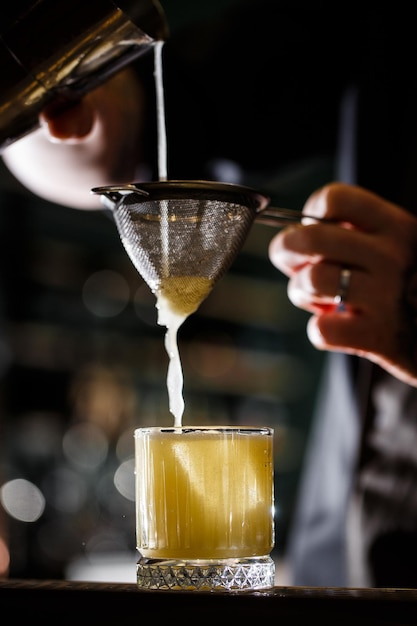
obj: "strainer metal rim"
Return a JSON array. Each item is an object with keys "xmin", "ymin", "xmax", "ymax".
[
  {"xmin": 91, "ymin": 179, "xmax": 271, "ymax": 213},
  {"xmin": 92, "ymin": 180, "xmax": 329, "ymax": 225}
]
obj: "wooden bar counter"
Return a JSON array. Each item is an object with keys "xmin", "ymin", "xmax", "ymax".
[{"xmin": 1, "ymin": 579, "xmax": 417, "ymax": 625}]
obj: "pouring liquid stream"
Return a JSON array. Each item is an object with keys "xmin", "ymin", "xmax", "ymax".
[{"xmin": 153, "ymin": 42, "xmax": 213, "ymax": 427}]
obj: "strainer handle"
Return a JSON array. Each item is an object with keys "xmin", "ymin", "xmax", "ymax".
[{"xmin": 256, "ymin": 207, "xmax": 332, "ymax": 227}]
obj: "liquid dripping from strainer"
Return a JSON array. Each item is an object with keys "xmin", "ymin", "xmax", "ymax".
[{"xmin": 153, "ymin": 41, "xmax": 211, "ymax": 427}]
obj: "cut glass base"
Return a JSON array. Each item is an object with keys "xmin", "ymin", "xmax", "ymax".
[{"xmin": 136, "ymin": 555, "xmax": 275, "ymax": 591}]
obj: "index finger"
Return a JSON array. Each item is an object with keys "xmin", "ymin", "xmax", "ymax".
[{"xmin": 303, "ymin": 182, "xmax": 414, "ymax": 233}]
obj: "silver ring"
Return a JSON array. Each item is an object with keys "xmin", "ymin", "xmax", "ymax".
[{"xmin": 334, "ymin": 268, "xmax": 351, "ymax": 311}]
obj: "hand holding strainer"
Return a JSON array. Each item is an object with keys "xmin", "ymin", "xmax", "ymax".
[{"xmin": 91, "ymin": 179, "xmax": 324, "ymax": 313}]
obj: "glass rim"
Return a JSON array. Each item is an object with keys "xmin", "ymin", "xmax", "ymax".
[{"xmin": 134, "ymin": 425, "xmax": 273, "ymax": 436}]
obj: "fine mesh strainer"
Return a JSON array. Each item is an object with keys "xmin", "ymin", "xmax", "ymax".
[{"xmin": 91, "ymin": 179, "xmax": 310, "ymax": 302}]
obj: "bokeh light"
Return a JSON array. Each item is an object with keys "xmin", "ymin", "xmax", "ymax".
[
  {"xmin": 63, "ymin": 422, "xmax": 108, "ymax": 471},
  {"xmin": 113, "ymin": 458, "xmax": 135, "ymax": 502},
  {"xmin": 0, "ymin": 478, "xmax": 45, "ymax": 522},
  {"xmin": 82, "ymin": 270, "xmax": 130, "ymax": 317}
]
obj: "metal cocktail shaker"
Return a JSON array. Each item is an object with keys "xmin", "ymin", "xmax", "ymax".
[{"xmin": 0, "ymin": 0, "xmax": 168, "ymax": 152}]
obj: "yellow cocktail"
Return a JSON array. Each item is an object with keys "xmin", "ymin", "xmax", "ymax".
[{"xmin": 135, "ymin": 426, "xmax": 275, "ymax": 590}]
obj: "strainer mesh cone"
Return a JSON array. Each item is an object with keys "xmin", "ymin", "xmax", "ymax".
[{"xmin": 105, "ymin": 181, "xmax": 269, "ymax": 305}]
